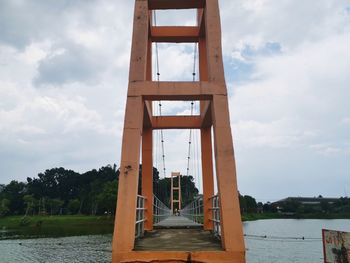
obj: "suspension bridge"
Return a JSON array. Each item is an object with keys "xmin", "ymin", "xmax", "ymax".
[{"xmin": 112, "ymin": 0, "xmax": 245, "ymax": 262}]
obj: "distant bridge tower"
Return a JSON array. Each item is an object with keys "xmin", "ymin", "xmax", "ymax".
[
  {"xmin": 112, "ymin": 0, "xmax": 245, "ymax": 262},
  {"xmin": 171, "ymin": 172, "xmax": 182, "ymax": 213}
]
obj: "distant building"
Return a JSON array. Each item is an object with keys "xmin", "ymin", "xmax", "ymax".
[
  {"xmin": 274, "ymin": 196, "xmax": 339, "ymax": 206},
  {"xmin": 273, "ymin": 196, "xmax": 340, "ymax": 213}
]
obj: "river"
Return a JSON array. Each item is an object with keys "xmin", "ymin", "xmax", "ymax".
[{"xmin": 0, "ymin": 219, "xmax": 349, "ymax": 262}]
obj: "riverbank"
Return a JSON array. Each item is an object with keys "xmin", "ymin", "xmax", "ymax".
[
  {"xmin": 1, "ymin": 212, "xmax": 350, "ymax": 240},
  {"xmin": 242, "ymin": 213, "xmax": 283, "ymax": 221},
  {"xmin": 0, "ymin": 215, "xmax": 114, "ymax": 239},
  {"xmin": 241, "ymin": 212, "xmax": 350, "ymax": 221}
]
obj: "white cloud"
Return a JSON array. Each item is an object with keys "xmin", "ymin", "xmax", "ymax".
[
  {"xmin": 0, "ymin": 0, "xmax": 349, "ymax": 200},
  {"xmin": 310, "ymin": 144, "xmax": 341, "ymax": 156},
  {"xmin": 230, "ymin": 33, "xmax": 350, "ymax": 152}
]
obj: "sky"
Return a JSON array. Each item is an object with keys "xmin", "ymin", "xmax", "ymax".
[{"xmin": 0, "ymin": 0, "xmax": 350, "ymax": 202}]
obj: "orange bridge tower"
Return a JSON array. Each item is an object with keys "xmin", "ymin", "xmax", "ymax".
[{"xmin": 112, "ymin": 0, "xmax": 245, "ymax": 262}]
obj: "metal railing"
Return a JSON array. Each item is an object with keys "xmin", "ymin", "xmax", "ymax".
[
  {"xmin": 153, "ymin": 195, "xmax": 171, "ymax": 224},
  {"xmin": 181, "ymin": 196, "xmax": 204, "ymax": 224},
  {"xmin": 135, "ymin": 195, "xmax": 170, "ymax": 238},
  {"xmin": 209, "ymin": 194, "xmax": 221, "ymax": 238},
  {"xmin": 181, "ymin": 194, "xmax": 222, "ymax": 238},
  {"xmin": 135, "ymin": 195, "xmax": 146, "ymax": 239}
]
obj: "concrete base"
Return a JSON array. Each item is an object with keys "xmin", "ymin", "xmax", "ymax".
[{"xmin": 112, "ymin": 250, "xmax": 245, "ymax": 263}]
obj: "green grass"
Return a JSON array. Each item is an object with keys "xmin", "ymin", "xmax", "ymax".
[
  {"xmin": 2, "ymin": 212, "xmax": 349, "ymax": 240},
  {"xmin": 0, "ymin": 215, "xmax": 114, "ymax": 239},
  {"xmin": 241, "ymin": 213, "xmax": 283, "ymax": 221},
  {"xmin": 293, "ymin": 212, "xmax": 350, "ymax": 219}
]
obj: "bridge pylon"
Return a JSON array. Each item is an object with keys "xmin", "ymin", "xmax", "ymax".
[
  {"xmin": 112, "ymin": 0, "xmax": 245, "ymax": 262},
  {"xmin": 171, "ymin": 172, "xmax": 182, "ymax": 214}
]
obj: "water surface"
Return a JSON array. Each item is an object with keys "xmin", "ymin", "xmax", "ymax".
[
  {"xmin": 245, "ymin": 219, "xmax": 350, "ymax": 263},
  {"xmin": 0, "ymin": 219, "xmax": 349, "ymax": 262}
]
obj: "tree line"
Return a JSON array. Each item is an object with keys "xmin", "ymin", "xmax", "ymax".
[{"xmin": 0, "ymin": 165, "xmax": 199, "ymax": 217}]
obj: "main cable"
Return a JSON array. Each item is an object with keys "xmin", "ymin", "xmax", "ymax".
[
  {"xmin": 185, "ymin": 43, "xmax": 198, "ymax": 192},
  {"xmin": 154, "ymin": 10, "xmax": 167, "ymax": 179}
]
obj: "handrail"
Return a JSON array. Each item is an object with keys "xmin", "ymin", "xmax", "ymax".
[
  {"xmin": 153, "ymin": 195, "xmax": 171, "ymax": 224},
  {"xmin": 181, "ymin": 194, "xmax": 221, "ymax": 238},
  {"xmin": 209, "ymin": 194, "xmax": 221, "ymax": 238},
  {"xmin": 135, "ymin": 195, "xmax": 146, "ymax": 238},
  {"xmin": 181, "ymin": 196, "xmax": 203, "ymax": 224}
]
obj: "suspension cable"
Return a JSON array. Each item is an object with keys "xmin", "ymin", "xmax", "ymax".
[
  {"xmin": 153, "ymin": 11, "xmax": 167, "ymax": 179},
  {"xmin": 185, "ymin": 43, "xmax": 198, "ymax": 191}
]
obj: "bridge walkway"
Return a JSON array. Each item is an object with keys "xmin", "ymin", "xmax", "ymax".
[
  {"xmin": 154, "ymin": 215, "xmax": 202, "ymax": 229},
  {"xmin": 135, "ymin": 216, "xmax": 221, "ymax": 251}
]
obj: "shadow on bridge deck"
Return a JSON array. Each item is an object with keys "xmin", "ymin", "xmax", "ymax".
[{"xmin": 134, "ymin": 216, "xmax": 222, "ymax": 251}]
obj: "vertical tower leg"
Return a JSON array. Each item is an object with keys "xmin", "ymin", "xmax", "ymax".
[
  {"xmin": 201, "ymin": 127, "xmax": 214, "ymax": 231},
  {"xmin": 112, "ymin": 96, "xmax": 143, "ymax": 261},
  {"xmin": 171, "ymin": 173, "xmax": 174, "ymax": 213},
  {"xmin": 212, "ymin": 94, "xmax": 245, "ymax": 257},
  {"xmin": 142, "ymin": 127, "xmax": 153, "ymax": 230},
  {"xmin": 178, "ymin": 174, "xmax": 182, "ymax": 210}
]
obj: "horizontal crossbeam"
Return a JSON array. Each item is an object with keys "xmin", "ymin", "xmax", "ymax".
[
  {"xmin": 152, "ymin": 116, "xmax": 202, "ymax": 129},
  {"xmin": 148, "ymin": 0, "xmax": 205, "ymax": 10},
  {"xmin": 143, "ymin": 101, "xmax": 153, "ymax": 128},
  {"xmin": 151, "ymin": 26, "xmax": 200, "ymax": 43},
  {"xmin": 129, "ymin": 81, "xmax": 226, "ymax": 101}
]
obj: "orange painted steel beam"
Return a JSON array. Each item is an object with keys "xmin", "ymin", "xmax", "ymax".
[
  {"xmin": 151, "ymin": 26, "xmax": 200, "ymax": 43},
  {"xmin": 197, "ymin": 8, "xmax": 206, "ymax": 37},
  {"xmin": 128, "ymin": 2, "xmax": 149, "ymax": 82},
  {"xmin": 129, "ymin": 81, "xmax": 226, "ymax": 101},
  {"xmin": 201, "ymin": 127, "xmax": 214, "ymax": 231},
  {"xmin": 171, "ymin": 172, "xmax": 182, "ymax": 213},
  {"xmin": 212, "ymin": 96, "xmax": 245, "ymax": 253},
  {"xmin": 152, "ymin": 116, "xmax": 202, "ymax": 129},
  {"xmin": 205, "ymin": 0, "xmax": 225, "ymax": 83},
  {"xmin": 113, "ymin": 0, "xmax": 149, "ymax": 258},
  {"xmin": 204, "ymin": 0, "xmax": 245, "ymax": 254},
  {"xmin": 148, "ymin": 0, "xmax": 205, "ymax": 10},
  {"xmin": 143, "ymin": 101, "xmax": 153, "ymax": 128},
  {"xmin": 113, "ymin": 97, "xmax": 143, "ymax": 254},
  {"xmin": 142, "ymin": 128, "xmax": 153, "ymax": 231},
  {"xmin": 200, "ymin": 100, "xmax": 212, "ymax": 127},
  {"xmin": 113, "ymin": 251, "xmax": 245, "ymax": 262},
  {"xmin": 114, "ymin": 0, "xmax": 246, "ymax": 261}
]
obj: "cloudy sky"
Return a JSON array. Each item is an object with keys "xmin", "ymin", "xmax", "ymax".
[{"xmin": 1, "ymin": 0, "xmax": 349, "ymax": 202}]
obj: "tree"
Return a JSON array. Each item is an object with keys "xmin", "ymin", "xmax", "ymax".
[
  {"xmin": 1, "ymin": 181, "xmax": 26, "ymax": 215},
  {"xmin": 244, "ymin": 195, "xmax": 257, "ymax": 213},
  {"xmin": 47, "ymin": 198, "xmax": 64, "ymax": 215},
  {"xmin": 68, "ymin": 199, "xmax": 80, "ymax": 214},
  {"xmin": 23, "ymin": 194, "xmax": 36, "ymax": 216},
  {"xmin": 0, "ymin": 164, "xmax": 181, "ymax": 216},
  {"xmin": 0, "ymin": 198, "xmax": 10, "ymax": 216},
  {"xmin": 97, "ymin": 180, "xmax": 118, "ymax": 214},
  {"xmin": 239, "ymin": 194, "xmax": 257, "ymax": 213},
  {"xmin": 239, "ymin": 193, "xmax": 247, "ymax": 213},
  {"xmin": 263, "ymin": 202, "xmax": 277, "ymax": 213}
]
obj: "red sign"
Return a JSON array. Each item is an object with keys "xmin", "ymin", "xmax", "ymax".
[{"xmin": 322, "ymin": 229, "xmax": 350, "ymax": 263}]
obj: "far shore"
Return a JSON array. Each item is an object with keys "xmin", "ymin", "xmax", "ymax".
[
  {"xmin": 0, "ymin": 215, "xmax": 114, "ymax": 240},
  {"xmin": 1, "ymin": 213, "xmax": 350, "ymax": 240}
]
